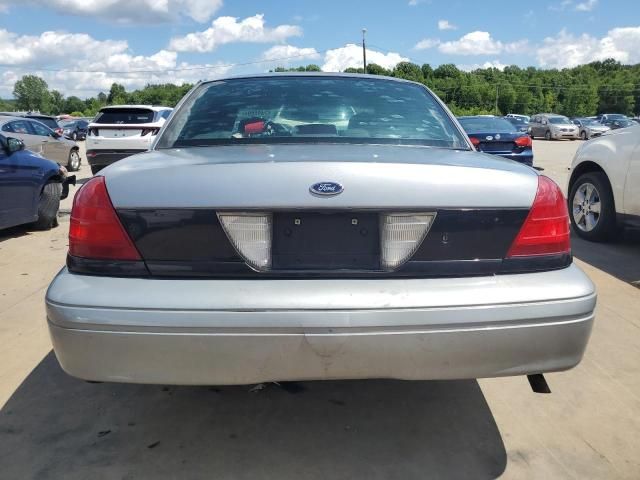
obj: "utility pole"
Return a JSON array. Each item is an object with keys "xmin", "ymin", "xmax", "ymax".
[
  {"xmin": 495, "ymin": 84, "xmax": 499, "ymax": 115},
  {"xmin": 362, "ymin": 28, "xmax": 367, "ymax": 74}
]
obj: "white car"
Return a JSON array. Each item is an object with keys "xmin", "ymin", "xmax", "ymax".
[
  {"xmin": 568, "ymin": 124, "xmax": 640, "ymax": 240},
  {"xmin": 86, "ymin": 105, "xmax": 172, "ymax": 174}
]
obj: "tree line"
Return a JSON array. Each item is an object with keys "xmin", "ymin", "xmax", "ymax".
[{"xmin": 3, "ymin": 58, "xmax": 639, "ymax": 118}]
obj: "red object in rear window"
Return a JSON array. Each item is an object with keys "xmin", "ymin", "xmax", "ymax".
[
  {"xmin": 507, "ymin": 175, "xmax": 570, "ymax": 257},
  {"xmin": 69, "ymin": 177, "xmax": 141, "ymax": 260},
  {"xmin": 468, "ymin": 136, "xmax": 480, "ymax": 146},
  {"xmin": 244, "ymin": 120, "xmax": 265, "ymax": 135}
]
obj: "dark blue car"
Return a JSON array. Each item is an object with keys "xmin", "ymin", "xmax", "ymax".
[
  {"xmin": 0, "ymin": 134, "xmax": 74, "ymax": 231},
  {"xmin": 458, "ymin": 115, "xmax": 534, "ymax": 166}
]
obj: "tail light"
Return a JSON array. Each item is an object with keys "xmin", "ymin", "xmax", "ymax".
[
  {"xmin": 514, "ymin": 135, "xmax": 532, "ymax": 148},
  {"xmin": 55, "ymin": 128, "xmax": 64, "ymax": 136},
  {"xmin": 468, "ymin": 136, "xmax": 480, "ymax": 147},
  {"xmin": 380, "ymin": 213, "xmax": 436, "ymax": 270},
  {"xmin": 218, "ymin": 213, "xmax": 272, "ymax": 271},
  {"xmin": 506, "ymin": 176, "xmax": 570, "ymax": 257},
  {"xmin": 141, "ymin": 128, "xmax": 160, "ymax": 136},
  {"xmin": 69, "ymin": 177, "xmax": 141, "ymax": 260}
]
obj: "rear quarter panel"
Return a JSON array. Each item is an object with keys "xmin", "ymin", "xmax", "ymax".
[{"xmin": 571, "ymin": 128, "xmax": 639, "ymax": 213}]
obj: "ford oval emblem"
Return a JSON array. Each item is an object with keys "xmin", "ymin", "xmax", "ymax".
[{"xmin": 310, "ymin": 182, "xmax": 344, "ymax": 196}]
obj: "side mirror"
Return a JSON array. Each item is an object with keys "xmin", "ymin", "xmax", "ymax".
[{"xmin": 6, "ymin": 137, "xmax": 25, "ymax": 154}]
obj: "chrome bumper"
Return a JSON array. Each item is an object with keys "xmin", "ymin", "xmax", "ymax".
[{"xmin": 46, "ymin": 265, "xmax": 596, "ymax": 385}]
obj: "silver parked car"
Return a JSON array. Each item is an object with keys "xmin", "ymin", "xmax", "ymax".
[
  {"xmin": 46, "ymin": 74, "xmax": 595, "ymax": 387},
  {"xmin": 0, "ymin": 116, "xmax": 82, "ymax": 171},
  {"xmin": 530, "ymin": 114, "xmax": 580, "ymax": 140},
  {"xmin": 572, "ymin": 118, "xmax": 610, "ymax": 140}
]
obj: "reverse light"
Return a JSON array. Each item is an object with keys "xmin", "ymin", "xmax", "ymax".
[
  {"xmin": 69, "ymin": 176, "xmax": 141, "ymax": 260},
  {"xmin": 218, "ymin": 213, "xmax": 272, "ymax": 271},
  {"xmin": 514, "ymin": 135, "xmax": 533, "ymax": 148},
  {"xmin": 380, "ymin": 213, "xmax": 436, "ymax": 270},
  {"xmin": 507, "ymin": 176, "xmax": 570, "ymax": 257}
]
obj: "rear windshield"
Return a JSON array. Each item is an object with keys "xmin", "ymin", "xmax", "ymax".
[
  {"xmin": 458, "ymin": 117, "xmax": 517, "ymax": 133},
  {"xmin": 549, "ymin": 116, "xmax": 571, "ymax": 125},
  {"xmin": 94, "ymin": 108, "xmax": 155, "ymax": 124},
  {"xmin": 157, "ymin": 77, "xmax": 468, "ymax": 149},
  {"xmin": 29, "ymin": 117, "xmax": 58, "ymax": 129}
]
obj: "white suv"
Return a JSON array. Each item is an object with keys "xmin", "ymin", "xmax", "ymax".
[
  {"xmin": 86, "ymin": 105, "xmax": 172, "ymax": 174},
  {"xmin": 568, "ymin": 124, "xmax": 640, "ymax": 241}
]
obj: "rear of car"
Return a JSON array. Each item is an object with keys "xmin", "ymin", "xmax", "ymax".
[
  {"xmin": 86, "ymin": 106, "xmax": 172, "ymax": 174},
  {"xmin": 459, "ymin": 115, "xmax": 534, "ymax": 166},
  {"xmin": 46, "ymin": 75, "xmax": 595, "ymax": 386}
]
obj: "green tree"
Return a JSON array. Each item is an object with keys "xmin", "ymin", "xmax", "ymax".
[
  {"xmin": 64, "ymin": 96, "xmax": 86, "ymax": 114},
  {"xmin": 13, "ymin": 75, "xmax": 50, "ymax": 112},
  {"xmin": 107, "ymin": 83, "xmax": 128, "ymax": 104},
  {"xmin": 49, "ymin": 90, "xmax": 65, "ymax": 115}
]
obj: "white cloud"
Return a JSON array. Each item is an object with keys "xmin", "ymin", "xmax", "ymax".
[
  {"xmin": 536, "ymin": 27, "xmax": 640, "ymax": 68},
  {"xmin": 575, "ymin": 0, "xmax": 598, "ymax": 11},
  {"xmin": 260, "ymin": 45, "xmax": 320, "ymax": 64},
  {"xmin": 414, "ymin": 38, "xmax": 440, "ymax": 50},
  {"xmin": 458, "ymin": 60, "xmax": 507, "ymax": 72},
  {"xmin": 438, "ymin": 31, "xmax": 527, "ymax": 55},
  {"xmin": 169, "ymin": 14, "xmax": 302, "ymax": 53},
  {"xmin": 2, "ymin": 0, "xmax": 223, "ymax": 24},
  {"xmin": 322, "ymin": 44, "xmax": 409, "ymax": 71},
  {"xmin": 438, "ymin": 19, "xmax": 457, "ymax": 31},
  {"xmin": 0, "ymin": 29, "xmax": 232, "ymax": 97},
  {"xmin": 549, "ymin": 0, "xmax": 573, "ymax": 11}
]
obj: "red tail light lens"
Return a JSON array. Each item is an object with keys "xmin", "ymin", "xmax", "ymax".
[
  {"xmin": 69, "ymin": 177, "xmax": 141, "ymax": 260},
  {"xmin": 514, "ymin": 135, "xmax": 532, "ymax": 148},
  {"xmin": 507, "ymin": 175, "xmax": 570, "ymax": 257},
  {"xmin": 468, "ymin": 136, "xmax": 480, "ymax": 146}
]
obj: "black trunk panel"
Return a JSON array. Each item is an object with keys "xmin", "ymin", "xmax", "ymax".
[{"xmin": 115, "ymin": 208, "xmax": 535, "ymax": 278}]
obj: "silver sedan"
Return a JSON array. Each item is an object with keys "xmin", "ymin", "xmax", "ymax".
[
  {"xmin": 46, "ymin": 74, "xmax": 595, "ymax": 387},
  {"xmin": 0, "ymin": 116, "xmax": 82, "ymax": 171}
]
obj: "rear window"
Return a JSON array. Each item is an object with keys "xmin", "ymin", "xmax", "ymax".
[
  {"xmin": 458, "ymin": 117, "xmax": 517, "ymax": 133},
  {"xmin": 94, "ymin": 108, "xmax": 155, "ymax": 124},
  {"xmin": 157, "ymin": 76, "xmax": 468, "ymax": 149}
]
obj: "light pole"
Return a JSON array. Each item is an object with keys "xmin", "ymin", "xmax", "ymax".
[{"xmin": 362, "ymin": 28, "xmax": 367, "ymax": 73}]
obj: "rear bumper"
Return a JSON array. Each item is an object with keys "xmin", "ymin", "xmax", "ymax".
[
  {"xmin": 45, "ymin": 264, "xmax": 596, "ymax": 385},
  {"xmin": 86, "ymin": 149, "xmax": 146, "ymax": 167}
]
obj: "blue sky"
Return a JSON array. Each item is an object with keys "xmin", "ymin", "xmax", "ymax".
[{"xmin": 1, "ymin": 0, "xmax": 638, "ymax": 97}]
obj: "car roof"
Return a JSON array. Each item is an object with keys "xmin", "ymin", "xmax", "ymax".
[{"xmin": 197, "ymin": 72, "xmax": 431, "ymax": 88}]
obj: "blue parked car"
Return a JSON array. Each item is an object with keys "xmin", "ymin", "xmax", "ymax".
[
  {"xmin": 0, "ymin": 134, "xmax": 75, "ymax": 231},
  {"xmin": 458, "ymin": 115, "xmax": 534, "ymax": 166}
]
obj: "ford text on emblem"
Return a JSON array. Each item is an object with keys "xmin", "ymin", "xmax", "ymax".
[{"xmin": 310, "ymin": 182, "xmax": 344, "ymax": 196}]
